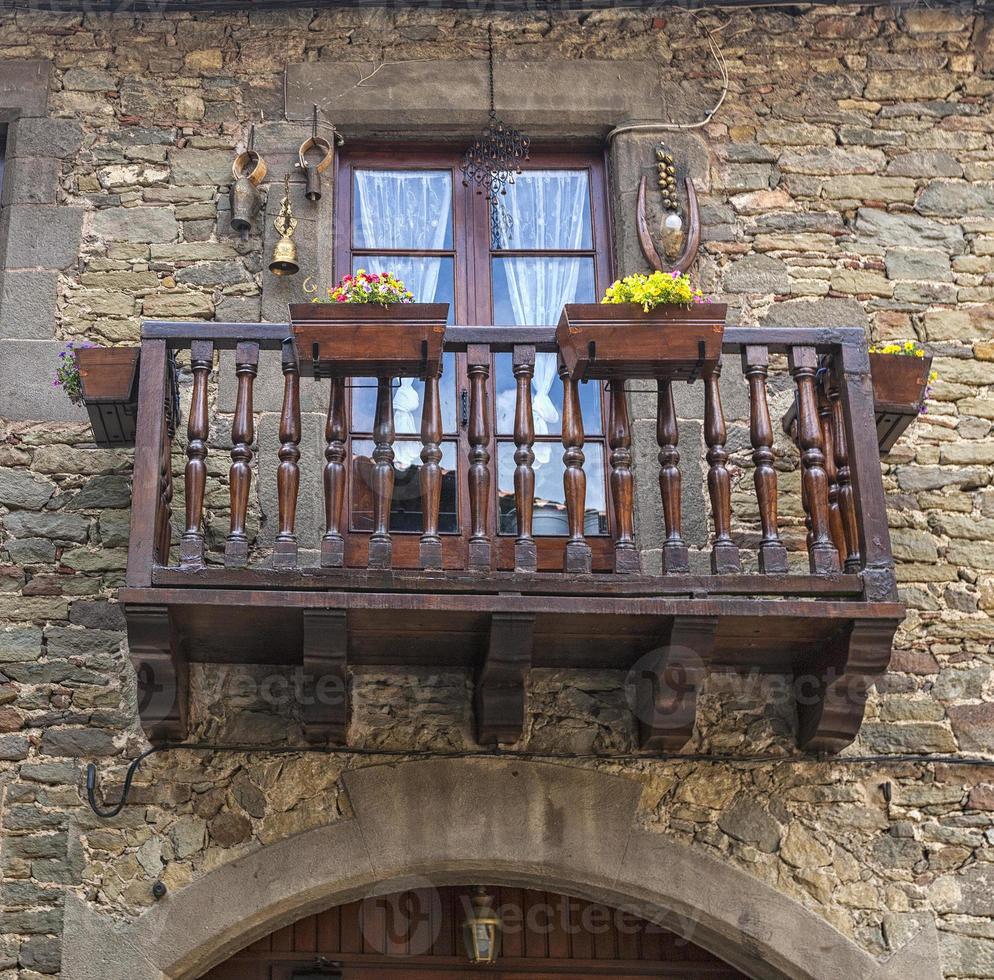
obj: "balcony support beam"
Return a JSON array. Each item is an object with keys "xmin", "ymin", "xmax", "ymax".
[
  {"xmin": 475, "ymin": 612, "xmax": 534, "ymax": 746},
  {"xmin": 636, "ymin": 616, "xmax": 716, "ymax": 751},
  {"xmin": 127, "ymin": 604, "xmax": 187, "ymax": 743},
  {"xmin": 796, "ymin": 616, "xmax": 899, "ymax": 753},
  {"xmin": 302, "ymin": 609, "xmax": 349, "ymax": 745}
]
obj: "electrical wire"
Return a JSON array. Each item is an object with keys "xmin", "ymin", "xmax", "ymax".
[{"xmin": 86, "ymin": 743, "xmax": 994, "ymax": 817}]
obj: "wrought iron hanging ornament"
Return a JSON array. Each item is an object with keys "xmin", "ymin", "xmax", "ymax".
[{"xmin": 461, "ymin": 24, "xmax": 530, "ymax": 237}]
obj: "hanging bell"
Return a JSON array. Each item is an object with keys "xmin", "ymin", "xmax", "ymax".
[
  {"xmin": 269, "ymin": 236, "xmax": 300, "ymax": 277},
  {"xmin": 303, "ymin": 163, "xmax": 322, "ymax": 202},
  {"xmin": 229, "ymin": 176, "xmax": 260, "ymax": 233}
]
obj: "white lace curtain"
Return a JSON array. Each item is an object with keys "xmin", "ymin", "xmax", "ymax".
[
  {"xmin": 496, "ymin": 170, "xmax": 590, "ymax": 467},
  {"xmin": 354, "ymin": 171, "xmax": 451, "ymax": 468}
]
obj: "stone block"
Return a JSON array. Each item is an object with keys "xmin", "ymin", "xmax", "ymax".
[
  {"xmin": 0, "ymin": 155, "xmax": 59, "ymax": 206},
  {"xmin": 288, "ymin": 59, "xmax": 667, "ymax": 138},
  {"xmin": 855, "ymin": 208, "xmax": 965, "ymax": 253},
  {"xmin": 168, "ymin": 147, "xmax": 236, "ymax": 185},
  {"xmin": 214, "ymin": 295, "xmax": 261, "ymax": 323},
  {"xmin": 916, "ymin": 180, "xmax": 994, "ymax": 217},
  {"xmin": 822, "ymin": 175, "xmax": 916, "ymax": 204},
  {"xmin": 722, "ymin": 254, "xmax": 789, "ymax": 295},
  {"xmin": 0, "ymin": 627, "xmax": 42, "ymax": 663},
  {"xmin": 947, "ymin": 703, "xmax": 994, "ymax": 754},
  {"xmin": 0, "ymin": 468, "xmax": 55, "ymax": 509},
  {"xmin": 0, "ymin": 341, "xmax": 89, "ymax": 422},
  {"xmin": 40, "ymin": 727, "xmax": 116, "ymax": 757},
  {"xmin": 90, "ymin": 206, "xmax": 179, "ymax": 244},
  {"xmin": 0, "ymin": 205, "xmax": 83, "ymax": 271},
  {"xmin": 761, "ymin": 297, "xmax": 870, "ymax": 330},
  {"xmin": 0, "ymin": 60, "xmax": 50, "ymax": 116},
  {"xmin": 885, "ymin": 248, "xmax": 951, "ymax": 282},
  {"xmin": 886, "ymin": 151, "xmax": 963, "ymax": 178},
  {"xmin": 8, "ymin": 117, "xmax": 82, "ymax": 160},
  {"xmin": 0, "ymin": 270, "xmax": 58, "ymax": 339}
]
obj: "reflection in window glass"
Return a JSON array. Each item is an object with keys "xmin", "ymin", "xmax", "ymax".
[
  {"xmin": 353, "ymin": 169, "xmax": 453, "ymax": 250},
  {"xmin": 351, "ymin": 439, "xmax": 458, "ymax": 534},
  {"xmin": 493, "ymin": 353, "xmax": 602, "ymax": 437},
  {"xmin": 353, "ymin": 255, "xmax": 454, "ymax": 323},
  {"xmin": 492, "ymin": 170, "xmax": 592, "ymax": 251},
  {"xmin": 352, "ymin": 353, "xmax": 458, "ymax": 436},
  {"xmin": 496, "ymin": 442, "xmax": 607, "ymax": 537},
  {"xmin": 492, "ymin": 256, "xmax": 594, "ymax": 326}
]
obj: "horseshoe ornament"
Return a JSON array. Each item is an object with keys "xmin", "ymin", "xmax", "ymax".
[{"xmin": 637, "ymin": 174, "xmax": 701, "ymax": 275}]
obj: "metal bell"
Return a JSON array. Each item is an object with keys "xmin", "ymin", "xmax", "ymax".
[
  {"xmin": 229, "ymin": 176, "xmax": 260, "ymax": 233},
  {"xmin": 303, "ymin": 163, "xmax": 322, "ymax": 202},
  {"xmin": 269, "ymin": 236, "xmax": 299, "ymax": 277}
]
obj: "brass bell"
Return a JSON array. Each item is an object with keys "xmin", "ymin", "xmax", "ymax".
[
  {"xmin": 229, "ymin": 175, "xmax": 260, "ymax": 233},
  {"xmin": 269, "ymin": 173, "xmax": 300, "ymax": 277},
  {"xmin": 303, "ymin": 163, "xmax": 322, "ymax": 202},
  {"xmin": 269, "ymin": 235, "xmax": 299, "ymax": 277}
]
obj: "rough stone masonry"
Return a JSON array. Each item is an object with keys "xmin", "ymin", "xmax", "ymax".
[{"xmin": 0, "ymin": 2, "xmax": 993, "ymax": 978}]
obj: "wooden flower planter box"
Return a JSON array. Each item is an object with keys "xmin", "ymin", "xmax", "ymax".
[
  {"xmin": 556, "ymin": 303, "xmax": 727, "ymax": 381},
  {"xmin": 75, "ymin": 346, "xmax": 141, "ymax": 448},
  {"xmin": 871, "ymin": 351, "xmax": 933, "ymax": 453},
  {"xmin": 290, "ymin": 303, "xmax": 448, "ymax": 379}
]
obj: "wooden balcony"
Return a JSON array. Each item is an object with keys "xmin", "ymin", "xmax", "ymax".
[{"xmin": 120, "ymin": 320, "xmax": 903, "ymax": 754}]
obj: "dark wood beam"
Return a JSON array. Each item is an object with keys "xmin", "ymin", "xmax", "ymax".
[{"xmin": 475, "ymin": 612, "xmax": 534, "ymax": 746}]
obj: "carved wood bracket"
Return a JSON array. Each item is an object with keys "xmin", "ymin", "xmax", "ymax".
[
  {"xmin": 127, "ymin": 604, "xmax": 187, "ymax": 743},
  {"xmin": 302, "ymin": 609, "xmax": 349, "ymax": 744},
  {"xmin": 475, "ymin": 612, "xmax": 534, "ymax": 746}
]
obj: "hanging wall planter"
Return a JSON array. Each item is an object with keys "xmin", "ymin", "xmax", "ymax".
[
  {"xmin": 74, "ymin": 346, "xmax": 142, "ymax": 448},
  {"xmin": 557, "ymin": 302, "xmax": 727, "ymax": 382},
  {"xmin": 290, "ymin": 273, "xmax": 447, "ymax": 378},
  {"xmin": 869, "ymin": 347, "xmax": 934, "ymax": 453}
]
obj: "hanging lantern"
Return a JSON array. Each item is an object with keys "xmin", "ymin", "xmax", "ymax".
[
  {"xmin": 269, "ymin": 173, "xmax": 300, "ymax": 277},
  {"xmin": 462, "ymin": 886, "xmax": 501, "ymax": 965},
  {"xmin": 460, "ymin": 25, "xmax": 530, "ymax": 242}
]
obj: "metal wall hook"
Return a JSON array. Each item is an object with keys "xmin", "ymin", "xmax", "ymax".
[{"xmin": 85, "ymin": 746, "xmax": 160, "ymax": 818}]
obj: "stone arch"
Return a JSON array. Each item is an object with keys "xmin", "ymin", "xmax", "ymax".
[{"xmin": 62, "ymin": 759, "xmax": 940, "ymax": 980}]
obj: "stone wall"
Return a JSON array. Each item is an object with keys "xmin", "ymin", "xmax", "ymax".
[{"xmin": 0, "ymin": 3, "xmax": 993, "ymax": 978}]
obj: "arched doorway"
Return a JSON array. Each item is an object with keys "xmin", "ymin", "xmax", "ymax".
[{"xmin": 202, "ymin": 886, "xmax": 746, "ymax": 978}]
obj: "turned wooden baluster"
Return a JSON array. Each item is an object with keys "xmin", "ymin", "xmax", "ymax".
[
  {"xmin": 467, "ymin": 345, "xmax": 492, "ymax": 571},
  {"xmin": 826, "ymin": 365, "xmax": 861, "ymax": 573},
  {"xmin": 225, "ymin": 341, "xmax": 259, "ymax": 567},
  {"xmin": 608, "ymin": 379, "xmax": 640, "ymax": 574},
  {"xmin": 741, "ymin": 345, "xmax": 788, "ymax": 575},
  {"xmin": 656, "ymin": 377, "xmax": 689, "ymax": 574},
  {"xmin": 321, "ymin": 376, "xmax": 348, "ymax": 568},
  {"xmin": 274, "ymin": 340, "xmax": 302, "ymax": 569},
  {"xmin": 180, "ymin": 339, "xmax": 213, "ymax": 567},
  {"xmin": 818, "ymin": 377, "xmax": 847, "ymax": 563},
  {"xmin": 704, "ymin": 363, "xmax": 741, "ymax": 574},
  {"xmin": 560, "ymin": 362, "xmax": 592, "ymax": 574},
  {"xmin": 789, "ymin": 346, "xmax": 840, "ymax": 574},
  {"xmin": 368, "ymin": 376, "xmax": 396, "ymax": 569},
  {"xmin": 419, "ymin": 368, "xmax": 444, "ymax": 570},
  {"xmin": 512, "ymin": 344, "xmax": 537, "ymax": 572}
]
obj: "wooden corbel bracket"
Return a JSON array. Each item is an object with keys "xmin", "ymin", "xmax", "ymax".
[
  {"xmin": 796, "ymin": 617, "xmax": 900, "ymax": 753},
  {"xmin": 637, "ymin": 174, "xmax": 701, "ymax": 275},
  {"xmin": 302, "ymin": 608, "xmax": 349, "ymax": 744},
  {"xmin": 127, "ymin": 604, "xmax": 187, "ymax": 743},
  {"xmin": 475, "ymin": 612, "xmax": 534, "ymax": 746},
  {"xmin": 637, "ymin": 616, "xmax": 717, "ymax": 751}
]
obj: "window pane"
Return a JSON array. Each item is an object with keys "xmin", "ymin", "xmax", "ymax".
[
  {"xmin": 352, "ymin": 255, "xmax": 454, "ymax": 321},
  {"xmin": 492, "ymin": 256, "xmax": 594, "ymax": 326},
  {"xmin": 494, "ymin": 352, "xmax": 602, "ymax": 437},
  {"xmin": 491, "ymin": 170, "xmax": 592, "ymax": 250},
  {"xmin": 353, "ymin": 169, "xmax": 452, "ymax": 250},
  {"xmin": 351, "ymin": 439, "xmax": 459, "ymax": 534},
  {"xmin": 497, "ymin": 441, "xmax": 607, "ymax": 537},
  {"xmin": 352, "ymin": 352, "xmax": 458, "ymax": 435}
]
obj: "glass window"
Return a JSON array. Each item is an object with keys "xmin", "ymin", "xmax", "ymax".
[
  {"xmin": 353, "ymin": 169, "xmax": 453, "ymax": 250},
  {"xmin": 491, "ymin": 170, "xmax": 592, "ymax": 250}
]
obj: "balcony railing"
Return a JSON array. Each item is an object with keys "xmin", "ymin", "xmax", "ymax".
[{"xmin": 120, "ymin": 320, "xmax": 904, "ymax": 754}]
